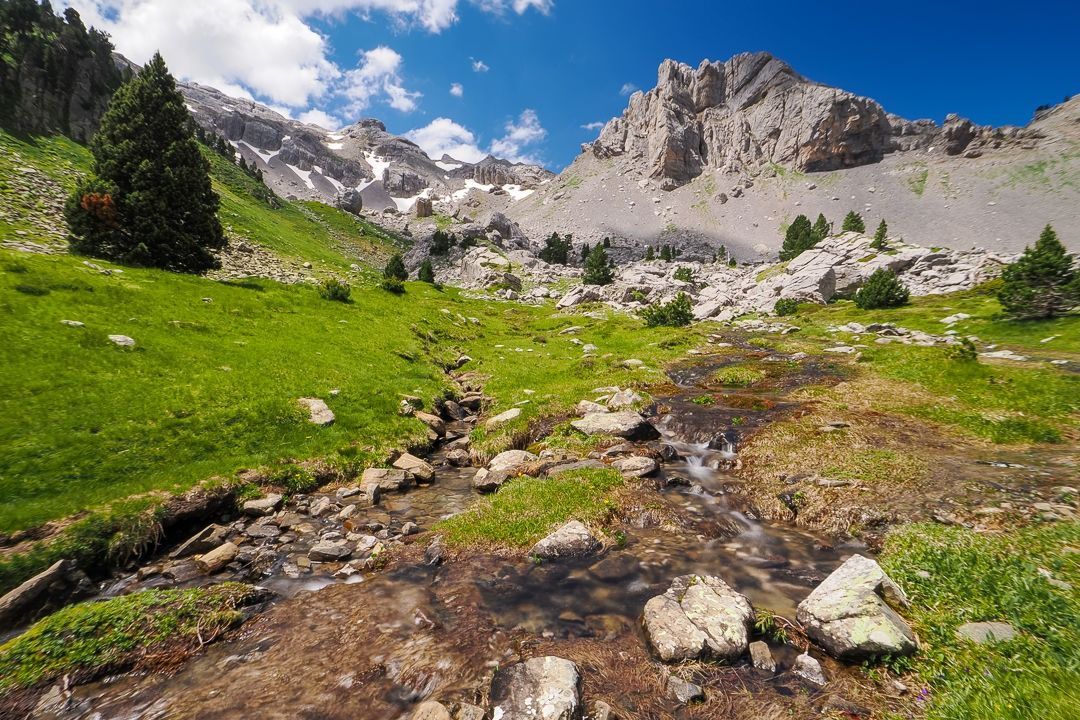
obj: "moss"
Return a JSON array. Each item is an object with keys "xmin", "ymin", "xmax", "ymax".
[
  {"xmin": 434, "ymin": 468, "xmax": 623, "ymax": 549},
  {"xmin": 0, "ymin": 583, "xmax": 264, "ymax": 693}
]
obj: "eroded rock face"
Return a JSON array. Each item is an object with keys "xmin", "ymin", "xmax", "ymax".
[
  {"xmin": 489, "ymin": 656, "xmax": 583, "ymax": 720},
  {"xmin": 643, "ymin": 574, "xmax": 754, "ymax": 662},
  {"xmin": 592, "ymin": 53, "xmax": 894, "ymax": 184},
  {"xmin": 796, "ymin": 554, "xmax": 917, "ymax": 660}
]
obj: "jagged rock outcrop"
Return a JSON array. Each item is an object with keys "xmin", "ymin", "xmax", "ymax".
[{"xmin": 592, "ymin": 53, "xmax": 896, "ymax": 184}]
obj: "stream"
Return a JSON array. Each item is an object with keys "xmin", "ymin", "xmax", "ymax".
[{"xmin": 43, "ymin": 352, "xmax": 866, "ymax": 719}]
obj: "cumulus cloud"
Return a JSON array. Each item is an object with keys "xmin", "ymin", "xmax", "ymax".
[
  {"xmin": 407, "ymin": 109, "xmax": 548, "ymax": 166},
  {"xmin": 450, "ymin": 82, "xmax": 464, "ymax": 97},
  {"xmin": 298, "ymin": 108, "xmax": 344, "ymax": 130},
  {"xmin": 471, "ymin": 58, "xmax": 490, "ymax": 72},
  {"xmin": 619, "ymin": 82, "xmax": 638, "ymax": 96},
  {"xmin": 341, "ymin": 46, "xmax": 421, "ymax": 114},
  {"xmin": 61, "ymin": 0, "xmax": 548, "ymax": 119},
  {"xmin": 406, "ymin": 118, "xmax": 487, "ymax": 163},
  {"xmin": 490, "ymin": 109, "xmax": 546, "ymax": 164},
  {"xmin": 581, "ymin": 121, "xmax": 605, "ymax": 131}
]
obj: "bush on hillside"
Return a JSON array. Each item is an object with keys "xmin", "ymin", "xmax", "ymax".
[
  {"xmin": 774, "ymin": 298, "xmax": 800, "ymax": 316},
  {"xmin": 780, "ymin": 214, "xmax": 817, "ymax": 261},
  {"xmin": 997, "ymin": 225, "xmax": 1080, "ymax": 319},
  {"xmin": 65, "ymin": 53, "xmax": 224, "ymax": 272},
  {"xmin": 583, "ymin": 244, "xmax": 614, "ymax": 286},
  {"xmin": 673, "ymin": 266, "xmax": 694, "ymax": 283},
  {"xmin": 871, "ymin": 219, "xmax": 888, "ymax": 250},
  {"xmin": 855, "ymin": 269, "xmax": 910, "ymax": 309},
  {"xmin": 418, "ymin": 259, "xmax": 436, "ymax": 284},
  {"xmin": 538, "ymin": 231, "xmax": 572, "ymax": 265},
  {"xmin": 430, "ymin": 229, "xmax": 456, "ymax": 255},
  {"xmin": 380, "ymin": 277, "xmax": 405, "ymax": 294},
  {"xmin": 383, "ymin": 253, "xmax": 407, "ymax": 282},
  {"xmin": 641, "ymin": 292, "xmax": 693, "ymax": 327},
  {"xmin": 842, "ymin": 211, "xmax": 866, "ymax": 233},
  {"xmin": 318, "ymin": 277, "xmax": 351, "ymax": 303}
]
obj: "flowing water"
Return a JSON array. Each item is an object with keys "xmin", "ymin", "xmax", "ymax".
[{"xmin": 49, "ymin": 352, "xmax": 866, "ymax": 719}]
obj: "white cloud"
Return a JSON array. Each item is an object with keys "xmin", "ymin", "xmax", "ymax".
[
  {"xmin": 407, "ymin": 109, "xmax": 547, "ymax": 166},
  {"xmin": 581, "ymin": 121, "xmax": 605, "ymax": 131},
  {"xmin": 406, "ymin": 117, "xmax": 487, "ymax": 163},
  {"xmin": 342, "ymin": 46, "xmax": 421, "ymax": 114},
  {"xmin": 298, "ymin": 109, "xmax": 343, "ymax": 130},
  {"xmin": 619, "ymin": 82, "xmax": 638, "ymax": 96},
  {"xmin": 450, "ymin": 82, "xmax": 464, "ymax": 97},
  {"xmin": 490, "ymin": 109, "xmax": 546, "ymax": 164},
  {"xmin": 61, "ymin": 0, "xmax": 547, "ymax": 117},
  {"xmin": 471, "ymin": 58, "xmax": 490, "ymax": 73}
]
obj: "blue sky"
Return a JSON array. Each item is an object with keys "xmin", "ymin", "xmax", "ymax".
[{"xmin": 68, "ymin": 0, "xmax": 1080, "ymax": 171}]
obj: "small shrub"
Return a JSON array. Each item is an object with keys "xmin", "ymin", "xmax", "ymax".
[
  {"xmin": 418, "ymin": 259, "xmax": 436, "ymax": 284},
  {"xmin": 380, "ymin": 277, "xmax": 405, "ymax": 294},
  {"xmin": 997, "ymin": 225, "xmax": 1080, "ymax": 319},
  {"xmin": 641, "ymin": 292, "xmax": 693, "ymax": 327},
  {"xmin": 14, "ymin": 284, "xmax": 49, "ymax": 296},
  {"xmin": 383, "ymin": 254, "xmax": 407, "ymax": 282},
  {"xmin": 854, "ymin": 269, "xmax": 909, "ymax": 309},
  {"xmin": 673, "ymin": 266, "xmax": 694, "ymax": 283},
  {"xmin": 267, "ymin": 464, "xmax": 317, "ymax": 494},
  {"xmin": 318, "ymin": 277, "xmax": 351, "ymax": 303},
  {"xmin": 946, "ymin": 338, "xmax": 978, "ymax": 362},
  {"xmin": 871, "ymin": 219, "xmax": 888, "ymax": 250},
  {"xmin": 842, "ymin": 211, "xmax": 866, "ymax": 233},
  {"xmin": 774, "ymin": 298, "xmax": 800, "ymax": 316}
]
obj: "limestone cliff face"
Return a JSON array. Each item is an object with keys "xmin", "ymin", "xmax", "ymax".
[{"xmin": 592, "ymin": 53, "xmax": 899, "ymax": 183}]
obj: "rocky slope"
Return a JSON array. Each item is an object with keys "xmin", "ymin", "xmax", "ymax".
[
  {"xmin": 502, "ymin": 52, "xmax": 1080, "ymax": 257},
  {"xmin": 180, "ymin": 83, "xmax": 553, "ymax": 214}
]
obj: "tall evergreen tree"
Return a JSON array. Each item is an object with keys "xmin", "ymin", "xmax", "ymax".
[
  {"xmin": 384, "ymin": 253, "xmax": 408, "ymax": 281},
  {"xmin": 811, "ymin": 213, "xmax": 830, "ymax": 242},
  {"xmin": 65, "ymin": 52, "xmax": 223, "ymax": 271},
  {"xmin": 997, "ymin": 225, "xmax": 1080, "ymax": 319},
  {"xmin": 583, "ymin": 244, "xmax": 614, "ymax": 285},
  {"xmin": 538, "ymin": 232, "xmax": 571, "ymax": 265},
  {"xmin": 780, "ymin": 214, "xmax": 816, "ymax": 261},
  {"xmin": 841, "ymin": 211, "xmax": 866, "ymax": 233},
  {"xmin": 871, "ymin": 219, "xmax": 888, "ymax": 250},
  {"xmin": 418, "ymin": 259, "xmax": 436, "ymax": 284},
  {"xmin": 660, "ymin": 244, "xmax": 673, "ymax": 262},
  {"xmin": 580, "ymin": 243, "xmax": 591, "ymax": 264},
  {"xmin": 644, "ymin": 245, "xmax": 655, "ymax": 261}
]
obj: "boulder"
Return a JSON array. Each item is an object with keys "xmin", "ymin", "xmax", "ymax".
[
  {"xmin": 489, "ymin": 656, "xmax": 583, "ymax": 720},
  {"xmin": 414, "ymin": 196, "xmax": 433, "ymax": 218},
  {"xmin": 0, "ymin": 560, "xmax": 68, "ymax": 630},
  {"xmin": 361, "ymin": 468, "xmax": 413, "ymax": 493},
  {"xmin": 415, "ymin": 411, "xmax": 446, "ymax": 437},
  {"xmin": 793, "ymin": 652, "xmax": 827, "ymax": 686},
  {"xmin": 607, "ymin": 388, "xmax": 643, "ymax": 409},
  {"xmin": 486, "ymin": 407, "xmax": 522, "ymax": 429},
  {"xmin": 297, "ymin": 397, "xmax": 335, "ymax": 426},
  {"xmin": 571, "ymin": 411, "xmax": 657, "ymax": 439},
  {"xmin": 532, "ymin": 520, "xmax": 601, "ymax": 560},
  {"xmin": 643, "ymin": 574, "xmax": 754, "ymax": 662},
  {"xmin": 749, "ymin": 641, "xmax": 776, "ymax": 672},
  {"xmin": 393, "ymin": 452, "xmax": 435, "ymax": 482},
  {"xmin": 488, "ymin": 449, "xmax": 538, "ymax": 475},
  {"xmin": 169, "ymin": 524, "xmax": 229, "ymax": 559},
  {"xmin": 611, "ymin": 456, "xmax": 658, "ymax": 478},
  {"xmin": 242, "ymin": 493, "xmax": 283, "ymax": 516},
  {"xmin": 196, "ymin": 542, "xmax": 238, "ymax": 574},
  {"xmin": 337, "ymin": 188, "xmax": 363, "ymax": 215},
  {"xmin": 575, "ymin": 400, "xmax": 609, "ymax": 415},
  {"xmin": 796, "ymin": 554, "xmax": 916, "ymax": 660},
  {"xmin": 308, "ymin": 541, "xmax": 352, "ymax": 562}
]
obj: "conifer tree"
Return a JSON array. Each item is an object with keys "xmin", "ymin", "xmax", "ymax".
[
  {"xmin": 644, "ymin": 245, "xmax": 654, "ymax": 261},
  {"xmin": 811, "ymin": 213, "xmax": 830, "ymax": 242},
  {"xmin": 871, "ymin": 219, "xmax": 888, "ymax": 250},
  {"xmin": 997, "ymin": 225, "xmax": 1080, "ymax": 319},
  {"xmin": 780, "ymin": 214, "xmax": 816, "ymax": 261},
  {"xmin": 855, "ymin": 269, "xmax": 909, "ymax": 309},
  {"xmin": 65, "ymin": 52, "xmax": 223, "ymax": 271},
  {"xmin": 580, "ymin": 243, "xmax": 591, "ymax": 264},
  {"xmin": 660, "ymin": 244, "xmax": 673, "ymax": 262},
  {"xmin": 538, "ymin": 232, "xmax": 571, "ymax": 265},
  {"xmin": 418, "ymin": 259, "xmax": 436, "ymax": 284},
  {"xmin": 603, "ymin": 237, "xmax": 611, "ymax": 248},
  {"xmin": 384, "ymin": 253, "xmax": 407, "ymax": 281},
  {"xmin": 583, "ymin": 244, "xmax": 614, "ymax": 285},
  {"xmin": 842, "ymin": 211, "xmax": 866, "ymax": 233}
]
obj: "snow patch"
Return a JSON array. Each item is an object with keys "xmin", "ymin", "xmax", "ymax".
[
  {"xmin": 237, "ymin": 140, "xmax": 276, "ymax": 164},
  {"xmin": 364, "ymin": 152, "xmax": 391, "ymax": 182},
  {"xmin": 286, "ymin": 163, "xmax": 316, "ymax": 190},
  {"xmin": 503, "ymin": 184, "xmax": 535, "ymax": 201},
  {"xmin": 327, "ymin": 142, "xmax": 344, "ymax": 150},
  {"xmin": 391, "ymin": 188, "xmax": 434, "ymax": 213},
  {"xmin": 435, "ymin": 160, "xmax": 463, "ymax": 171}
]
